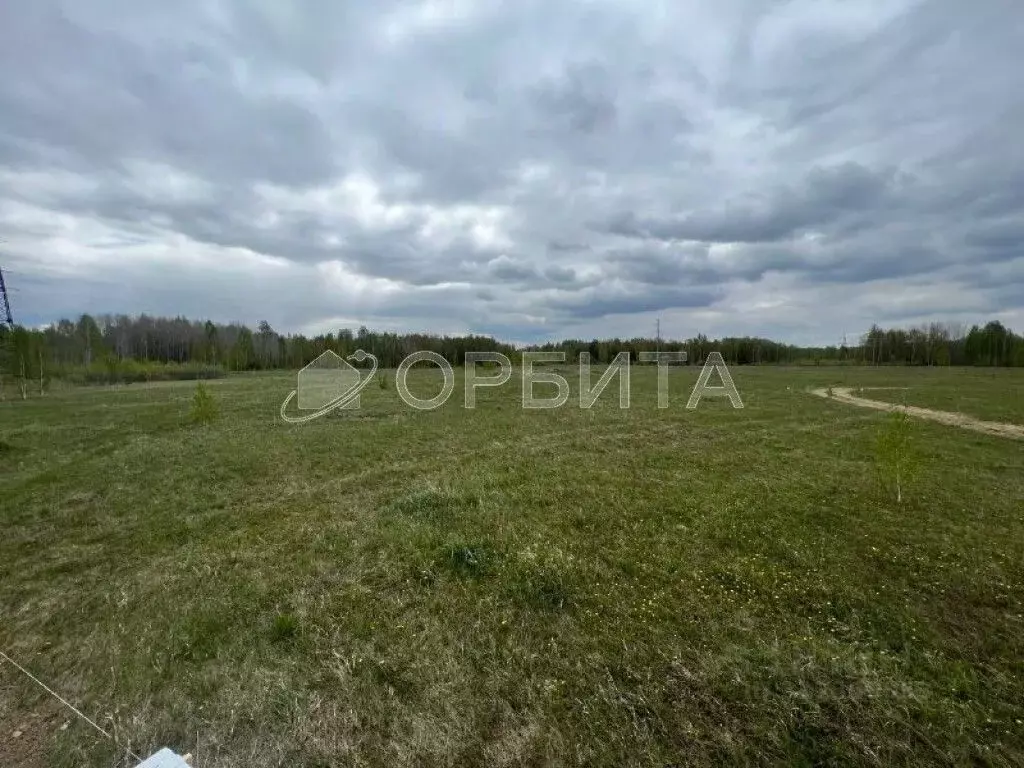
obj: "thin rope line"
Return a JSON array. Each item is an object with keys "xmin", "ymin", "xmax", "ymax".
[{"xmin": 0, "ymin": 649, "xmax": 143, "ymax": 763}]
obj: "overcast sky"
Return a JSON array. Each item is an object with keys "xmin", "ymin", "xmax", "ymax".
[{"xmin": 1, "ymin": 0, "xmax": 1022, "ymax": 345}]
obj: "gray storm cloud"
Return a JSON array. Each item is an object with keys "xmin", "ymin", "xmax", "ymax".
[{"xmin": 1, "ymin": 0, "xmax": 1022, "ymax": 345}]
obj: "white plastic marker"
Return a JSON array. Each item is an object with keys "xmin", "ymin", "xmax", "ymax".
[
  {"xmin": 0, "ymin": 649, "xmax": 193, "ymax": 766},
  {"xmin": 134, "ymin": 748, "xmax": 194, "ymax": 767}
]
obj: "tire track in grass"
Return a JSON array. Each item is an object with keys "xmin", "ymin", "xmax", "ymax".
[{"xmin": 810, "ymin": 387, "xmax": 1024, "ymax": 440}]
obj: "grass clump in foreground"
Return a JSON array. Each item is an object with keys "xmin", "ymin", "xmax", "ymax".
[
  {"xmin": 270, "ymin": 613, "xmax": 300, "ymax": 643},
  {"xmin": 0, "ymin": 366, "xmax": 1023, "ymax": 766}
]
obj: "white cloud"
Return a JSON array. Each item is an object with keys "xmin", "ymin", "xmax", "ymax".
[{"xmin": 0, "ymin": 0, "xmax": 1021, "ymax": 343}]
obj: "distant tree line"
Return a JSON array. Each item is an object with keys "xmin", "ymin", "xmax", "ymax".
[
  {"xmin": 858, "ymin": 322, "xmax": 1024, "ymax": 367},
  {"xmin": 528, "ymin": 321, "xmax": 1021, "ymax": 367},
  {"xmin": 1, "ymin": 314, "xmax": 1022, "ymax": 394}
]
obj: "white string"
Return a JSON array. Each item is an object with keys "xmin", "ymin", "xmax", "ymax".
[{"xmin": 0, "ymin": 649, "xmax": 143, "ymax": 764}]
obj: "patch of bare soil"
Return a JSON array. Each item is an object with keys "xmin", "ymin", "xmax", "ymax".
[
  {"xmin": 810, "ymin": 387, "xmax": 1024, "ymax": 440},
  {"xmin": 0, "ymin": 681, "xmax": 64, "ymax": 768}
]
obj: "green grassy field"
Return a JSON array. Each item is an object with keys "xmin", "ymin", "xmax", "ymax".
[
  {"xmin": 2, "ymin": 366, "xmax": 1023, "ymax": 767},
  {"xmin": 851, "ymin": 368, "xmax": 1024, "ymax": 425}
]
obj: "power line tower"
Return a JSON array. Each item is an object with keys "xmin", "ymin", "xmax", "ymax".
[
  {"xmin": 0, "ymin": 266, "xmax": 14, "ymax": 329},
  {"xmin": 655, "ymin": 318, "xmax": 661, "ymax": 352},
  {"xmin": 0, "ymin": 266, "xmax": 12, "ymax": 400}
]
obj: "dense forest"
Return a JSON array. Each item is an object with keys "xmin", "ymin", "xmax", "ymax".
[{"xmin": 0, "ymin": 314, "xmax": 1022, "ymax": 392}]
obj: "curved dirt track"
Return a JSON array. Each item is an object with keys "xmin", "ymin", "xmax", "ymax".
[{"xmin": 810, "ymin": 387, "xmax": 1024, "ymax": 440}]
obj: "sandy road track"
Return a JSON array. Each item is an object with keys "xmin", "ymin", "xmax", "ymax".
[{"xmin": 810, "ymin": 387, "xmax": 1024, "ymax": 440}]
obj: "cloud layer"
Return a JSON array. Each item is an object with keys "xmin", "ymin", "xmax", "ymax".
[{"xmin": 2, "ymin": 0, "xmax": 1022, "ymax": 344}]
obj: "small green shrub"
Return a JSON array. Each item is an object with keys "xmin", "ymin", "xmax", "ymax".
[
  {"xmin": 189, "ymin": 381, "xmax": 219, "ymax": 425},
  {"xmin": 378, "ymin": 371, "xmax": 389, "ymax": 390}
]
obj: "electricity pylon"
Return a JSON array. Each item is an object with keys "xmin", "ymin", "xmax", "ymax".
[{"xmin": 0, "ymin": 266, "xmax": 12, "ymax": 328}]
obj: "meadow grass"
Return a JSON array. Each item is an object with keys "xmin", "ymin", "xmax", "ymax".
[
  {"xmin": 1, "ymin": 366, "xmax": 1023, "ymax": 766},
  {"xmin": 855, "ymin": 368, "xmax": 1024, "ymax": 425}
]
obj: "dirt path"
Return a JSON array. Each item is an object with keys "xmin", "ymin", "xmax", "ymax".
[{"xmin": 810, "ymin": 387, "xmax": 1024, "ymax": 440}]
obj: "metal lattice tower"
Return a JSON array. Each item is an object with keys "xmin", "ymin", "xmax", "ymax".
[
  {"xmin": 0, "ymin": 266, "xmax": 13, "ymax": 328},
  {"xmin": 0, "ymin": 266, "xmax": 12, "ymax": 398}
]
